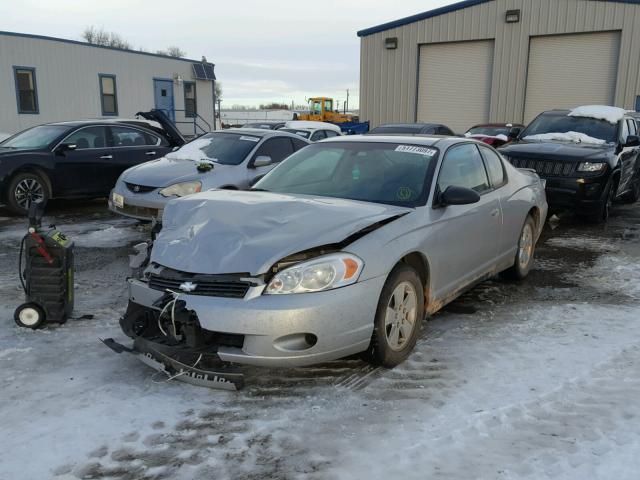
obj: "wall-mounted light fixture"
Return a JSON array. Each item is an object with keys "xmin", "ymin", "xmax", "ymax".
[
  {"xmin": 505, "ymin": 9, "xmax": 520, "ymax": 23},
  {"xmin": 384, "ymin": 37, "xmax": 398, "ymax": 49}
]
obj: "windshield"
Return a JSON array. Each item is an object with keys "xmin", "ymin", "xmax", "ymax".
[
  {"xmin": 166, "ymin": 132, "xmax": 259, "ymax": 165},
  {"xmin": 254, "ymin": 142, "xmax": 438, "ymax": 207},
  {"xmin": 466, "ymin": 126, "xmax": 510, "ymax": 137},
  {"xmin": 521, "ymin": 113, "xmax": 618, "ymax": 143},
  {"xmin": 280, "ymin": 128, "xmax": 311, "ymax": 139},
  {"xmin": 0, "ymin": 125, "xmax": 68, "ymax": 149}
]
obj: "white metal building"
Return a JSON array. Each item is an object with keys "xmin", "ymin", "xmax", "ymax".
[
  {"xmin": 358, "ymin": 0, "xmax": 640, "ymax": 131},
  {"xmin": 0, "ymin": 31, "xmax": 216, "ymax": 136}
]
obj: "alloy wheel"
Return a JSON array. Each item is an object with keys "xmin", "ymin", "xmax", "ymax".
[
  {"xmin": 14, "ymin": 178, "xmax": 44, "ymax": 209},
  {"xmin": 518, "ymin": 223, "xmax": 534, "ymax": 270},
  {"xmin": 384, "ymin": 281, "xmax": 417, "ymax": 351}
]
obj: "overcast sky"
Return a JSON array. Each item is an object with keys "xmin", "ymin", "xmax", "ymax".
[{"xmin": 0, "ymin": 0, "xmax": 454, "ymax": 109}]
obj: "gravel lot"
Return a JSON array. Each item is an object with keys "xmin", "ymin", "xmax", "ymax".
[{"xmin": 1, "ymin": 200, "xmax": 639, "ymax": 480}]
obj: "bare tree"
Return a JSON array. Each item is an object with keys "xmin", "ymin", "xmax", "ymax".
[
  {"xmin": 156, "ymin": 46, "xmax": 186, "ymax": 57},
  {"xmin": 82, "ymin": 26, "xmax": 131, "ymax": 50},
  {"xmin": 259, "ymin": 102, "xmax": 289, "ymax": 110}
]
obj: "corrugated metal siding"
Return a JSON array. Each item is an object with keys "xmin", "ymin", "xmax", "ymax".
[
  {"xmin": 0, "ymin": 35, "xmax": 214, "ymax": 135},
  {"xmin": 524, "ymin": 31, "xmax": 620, "ymax": 122},
  {"xmin": 360, "ymin": 0, "xmax": 640, "ymax": 128}
]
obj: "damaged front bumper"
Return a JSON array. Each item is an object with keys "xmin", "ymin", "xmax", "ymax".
[{"xmin": 102, "ymin": 337, "xmax": 244, "ymax": 390}]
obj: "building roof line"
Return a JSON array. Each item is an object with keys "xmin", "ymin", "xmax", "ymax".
[
  {"xmin": 356, "ymin": 0, "xmax": 640, "ymax": 37},
  {"xmin": 0, "ymin": 30, "xmax": 215, "ymax": 66}
]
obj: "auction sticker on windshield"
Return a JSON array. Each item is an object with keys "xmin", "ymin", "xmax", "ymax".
[
  {"xmin": 239, "ymin": 136, "xmax": 260, "ymax": 142},
  {"xmin": 395, "ymin": 145, "xmax": 437, "ymax": 156}
]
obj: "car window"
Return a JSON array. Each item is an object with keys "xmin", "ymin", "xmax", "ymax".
[
  {"xmin": 522, "ymin": 113, "xmax": 618, "ymax": 143},
  {"xmin": 438, "ymin": 143, "xmax": 490, "ymax": 193},
  {"xmin": 64, "ymin": 126, "xmax": 110, "ymax": 149},
  {"xmin": 325, "ymin": 130, "xmax": 339, "ymax": 138},
  {"xmin": 479, "ymin": 146, "xmax": 506, "ymax": 188},
  {"xmin": 621, "ymin": 120, "xmax": 630, "ymax": 143},
  {"xmin": 291, "ymin": 137, "xmax": 308, "ymax": 151},
  {"xmin": 437, "ymin": 126, "xmax": 455, "ymax": 136},
  {"xmin": 626, "ymin": 119, "xmax": 637, "ymax": 137},
  {"xmin": 253, "ymin": 137, "xmax": 294, "ymax": 163},
  {"xmin": 311, "ymin": 130, "xmax": 327, "ymax": 142},
  {"xmin": 267, "ymin": 148, "xmax": 343, "ymax": 186},
  {"xmin": 111, "ymin": 126, "xmax": 159, "ymax": 147}
]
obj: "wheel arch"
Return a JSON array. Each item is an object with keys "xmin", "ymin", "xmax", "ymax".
[
  {"xmin": 397, "ymin": 251, "xmax": 431, "ymax": 308},
  {"xmin": 7, "ymin": 166, "xmax": 54, "ymax": 198}
]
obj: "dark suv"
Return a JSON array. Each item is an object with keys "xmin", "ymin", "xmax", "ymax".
[{"xmin": 500, "ymin": 109, "xmax": 640, "ymax": 222}]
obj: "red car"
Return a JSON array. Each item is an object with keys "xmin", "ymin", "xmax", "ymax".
[{"xmin": 465, "ymin": 123, "xmax": 525, "ymax": 147}]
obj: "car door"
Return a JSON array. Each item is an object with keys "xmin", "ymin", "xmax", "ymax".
[
  {"xmin": 617, "ymin": 118, "xmax": 640, "ymax": 195},
  {"xmin": 428, "ymin": 143, "xmax": 502, "ymax": 299},
  {"xmin": 242, "ymin": 136, "xmax": 295, "ymax": 187},
  {"xmin": 108, "ymin": 126, "xmax": 172, "ymax": 188},
  {"xmin": 53, "ymin": 126, "xmax": 113, "ymax": 196}
]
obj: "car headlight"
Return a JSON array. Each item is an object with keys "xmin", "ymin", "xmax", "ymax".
[
  {"xmin": 159, "ymin": 181, "xmax": 202, "ymax": 197},
  {"xmin": 577, "ymin": 162, "xmax": 606, "ymax": 172},
  {"xmin": 265, "ymin": 253, "xmax": 364, "ymax": 295}
]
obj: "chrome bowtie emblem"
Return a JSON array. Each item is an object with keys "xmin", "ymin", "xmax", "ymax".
[
  {"xmin": 179, "ymin": 282, "xmax": 197, "ymax": 292},
  {"xmin": 133, "ymin": 185, "xmax": 141, "ymax": 192}
]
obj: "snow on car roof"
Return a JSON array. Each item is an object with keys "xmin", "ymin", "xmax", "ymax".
[
  {"xmin": 568, "ymin": 105, "xmax": 628, "ymax": 125},
  {"xmin": 524, "ymin": 131, "xmax": 607, "ymax": 145}
]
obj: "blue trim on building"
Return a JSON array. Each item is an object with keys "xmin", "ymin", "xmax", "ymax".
[
  {"xmin": 13, "ymin": 65, "xmax": 39, "ymax": 114},
  {"xmin": 357, "ymin": 0, "xmax": 640, "ymax": 37},
  {"xmin": 98, "ymin": 74, "xmax": 118, "ymax": 116},
  {"xmin": 0, "ymin": 30, "xmax": 215, "ymax": 68}
]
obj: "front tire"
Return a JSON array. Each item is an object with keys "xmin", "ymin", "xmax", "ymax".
[
  {"xmin": 502, "ymin": 215, "xmax": 536, "ymax": 280},
  {"xmin": 6, "ymin": 171, "xmax": 51, "ymax": 215},
  {"xmin": 581, "ymin": 178, "xmax": 616, "ymax": 223},
  {"xmin": 14, "ymin": 303, "xmax": 46, "ymax": 329},
  {"xmin": 621, "ymin": 178, "xmax": 640, "ymax": 204},
  {"xmin": 364, "ymin": 264, "xmax": 425, "ymax": 367}
]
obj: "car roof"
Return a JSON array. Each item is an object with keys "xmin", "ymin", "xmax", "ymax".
[
  {"xmin": 469, "ymin": 123, "xmax": 524, "ymax": 128},
  {"xmin": 377, "ymin": 123, "xmax": 443, "ymax": 127}
]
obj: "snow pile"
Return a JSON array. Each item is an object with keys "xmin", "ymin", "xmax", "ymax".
[
  {"xmin": 524, "ymin": 131, "xmax": 606, "ymax": 145},
  {"xmin": 568, "ymin": 105, "xmax": 627, "ymax": 124}
]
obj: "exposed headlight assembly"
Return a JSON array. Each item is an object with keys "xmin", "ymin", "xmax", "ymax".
[
  {"xmin": 265, "ymin": 253, "xmax": 364, "ymax": 295},
  {"xmin": 577, "ymin": 162, "xmax": 606, "ymax": 172},
  {"xmin": 159, "ymin": 181, "xmax": 202, "ymax": 197}
]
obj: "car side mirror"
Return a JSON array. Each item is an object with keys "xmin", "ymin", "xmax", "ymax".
[
  {"xmin": 439, "ymin": 186, "xmax": 481, "ymax": 206},
  {"xmin": 55, "ymin": 143, "xmax": 77, "ymax": 154},
  {"xmin": 252, "ymin": 155, "xmax": 272, "ymax": 168},
  {"xmin": 624, "ymin": 134, "xmax": 640, "ymax": 148},
  {"xmin": 508, "ymin": 127, "xmax": 522, "ymax": 139}
]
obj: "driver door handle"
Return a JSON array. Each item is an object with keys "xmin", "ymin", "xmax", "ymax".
[
  {"xmin": 100, "ymin": 155, "xmax": 113, "ymax": 159},
  {"xmin": 491, "ymin": 208, "xmax": 500, "ymax": 217},
  {"xmin": 145, "ymin": 151, "xmax": 157, "ymax": 156}
]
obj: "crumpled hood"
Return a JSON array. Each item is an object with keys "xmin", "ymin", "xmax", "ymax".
[
  {"xmin": 121, "ymin": 157, "xmax": 232, "ymax": 188},
  {"xmin": 151, "ymin": 190, "xmax": 412, "ymax": 275},
  {"xmin": 500, "ymin": 140, "xmax": 614, "ymax": 161}
]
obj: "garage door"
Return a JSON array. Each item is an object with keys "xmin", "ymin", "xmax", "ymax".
[
  {"xmin": 417, "ymin": 40, "xmax": 494, "ymax": 133},
  {"xmin": 524, "ymin": 32, "xmax": 620, "ymax": 123}
]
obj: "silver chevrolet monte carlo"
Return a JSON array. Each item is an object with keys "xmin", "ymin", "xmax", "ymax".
[{"xmin": 111, "ymin": 135, "xmax": 547, "ymax": 388}]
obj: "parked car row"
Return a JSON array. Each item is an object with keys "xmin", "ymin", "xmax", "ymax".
[{"xmin": 3, "ymin": 104, "xmax": 639, "ymax": 381}]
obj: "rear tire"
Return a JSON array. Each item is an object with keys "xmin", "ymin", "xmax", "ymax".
[
  {"xmin": 364, "ymin": 264, "xmax": 425, "ymax": 367},
  {"xmin": 6, "ymin": 171, "xmax": 51, "ymax": 215},
  {"xmin": 502, "ymin": 215, "xmax": 536, "ymax": 280}
]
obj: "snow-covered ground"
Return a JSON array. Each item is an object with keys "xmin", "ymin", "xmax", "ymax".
[{"xmin": 1, "ymin": 201, "xmax": 640, "ymax": 480}]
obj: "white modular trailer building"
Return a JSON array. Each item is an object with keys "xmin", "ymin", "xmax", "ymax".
[
  {"xmin": 0, "ymin": 31, "xmax": 216, "ymax": 136},
  {"xmin": 358, "ymin": 0, "xmax": 640, "ymax": 132}
]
